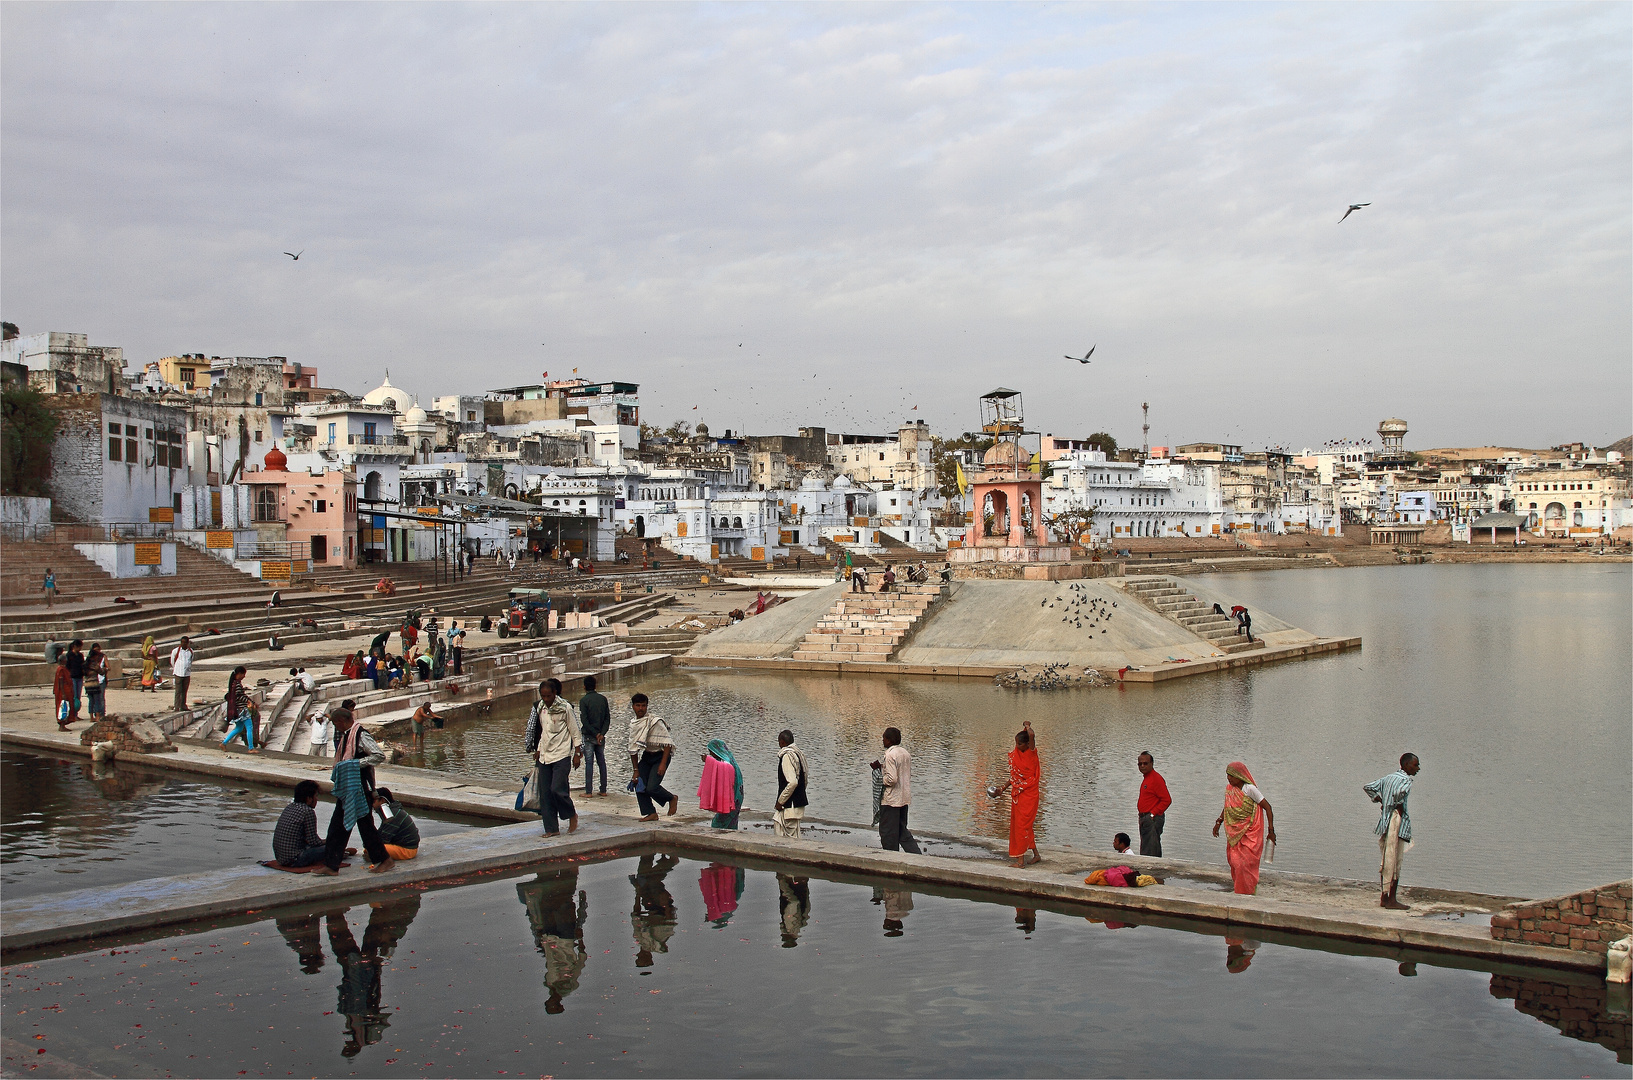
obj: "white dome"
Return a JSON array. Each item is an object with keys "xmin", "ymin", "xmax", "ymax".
[
  {"xmin": 361, "ymin": 373, "xmax": 406, "ymax": 412},
  {"xmin": 832, "ymin": 474, "xmax": 853, "ymax": 490},
  {"xmin": 405, "ymin": 400, "xmax": 429, "ymax": 424}
]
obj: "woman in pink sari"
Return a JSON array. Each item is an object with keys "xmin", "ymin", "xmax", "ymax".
[{"xmin": 1212, "ymin": 761, "xmax": 1276, "ymax": 895}]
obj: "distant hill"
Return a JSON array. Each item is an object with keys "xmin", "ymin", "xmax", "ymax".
[{"xmin": 1610, "ymin": 436, "xmax": 1632, "ymax": 456}]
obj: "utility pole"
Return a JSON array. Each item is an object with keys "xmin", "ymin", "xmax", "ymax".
[{"xmin": 1141, "ymin": 402, "xmax": 1150, "ymax": 458}]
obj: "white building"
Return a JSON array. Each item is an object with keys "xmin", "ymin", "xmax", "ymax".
[{"xmin": 1043, "ymin": 451, "xmax": 1227, "ymax": 539}]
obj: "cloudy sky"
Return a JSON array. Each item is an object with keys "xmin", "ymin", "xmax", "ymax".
[{"xmin": 3, "ymin": 3, "xmax": 1628, "ymax": 450}]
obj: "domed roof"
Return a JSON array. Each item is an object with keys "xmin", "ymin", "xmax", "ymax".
[
  {"xmin": 263, "ymin": 443, "xmax": 287, "ymax": 471},
  {"xmin": 361, "ymin": 372, "xmax": 407, "ymax": 412},
  {"xmin": 832, "ymin": 474, "xmax": 853, "ymax": 489},
  {"xmin": 405, "ymin": 399, "xmax": 429, "ymax": 425},
  {"xmin": 983, "ymin": 441, "xmax": 1025, "ymax": 466}
]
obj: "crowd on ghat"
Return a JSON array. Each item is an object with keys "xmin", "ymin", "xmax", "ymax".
[{"xmin": 261, "ymin": 674, "xmax": 1423, "ymax": 911}]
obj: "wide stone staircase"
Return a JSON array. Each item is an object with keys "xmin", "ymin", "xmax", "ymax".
[
  {"xmin": 1122, "ymin": 577, "xmax": 1264, "ymax": 653},
  {"xmin": 623, "ymin": 624, "xmax": 704, "ymax": 656},
  {"xmin": 790, "ymin": 582, "xmax": 947, "ymax": 662}
]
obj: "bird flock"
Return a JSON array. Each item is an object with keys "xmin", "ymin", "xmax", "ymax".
[
  {"xmin": 1042, "ymin": 582, "xmax": 1117, "ymax": 635},
  {"xmin": 995, "ymin": 662, "xmax": 1116, "ymax": 691}
]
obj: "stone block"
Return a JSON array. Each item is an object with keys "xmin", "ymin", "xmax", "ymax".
[{"xmin": 78, "ymin": 715, "xmax": 176, "ymax": 754}]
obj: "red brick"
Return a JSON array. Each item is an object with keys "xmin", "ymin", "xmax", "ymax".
[
  {"xmin": 1581, "ymin": 904, "xmax": 1596, "ymax": 916},
  {"xmin": 1540, "ymin": 920, "xmax": 1569, "ymax": 933},
  {"xmin": 1563, "ymin": 913, "xmax": 1592, "ymax": 926},
  {"xmin": 1491, "ymin": 915, "xmax": 1520, "ymax": 930},
  {"xmin": 1514, "ymin": 906, "xmax": 1540, "ymax": 919},
  {"xmin": 1520, "ymin": 919, "xmax": 1536, "ymax": 930},
  {"xmin": 1558, "ymin": 1007, "xmax": 1592, "ymax": 1020},
  {"xmin": 1523, "ymin": 931, "xmax": 1552, "ymax": 944},
  {"xmin": 1568, "ymin": 939, "xmax": 1587, "ymax": 950},
  {"xmin": 1577, "ymin": 929, "xmax": 1600, "ymax": 942},
  {"xmin": 1586, "ymin": 940, "xmax": 1609, "ymax": 953},
  {"xmin": 1553, "ymin": 933, "xmax": 1571, "ymax": 946}
]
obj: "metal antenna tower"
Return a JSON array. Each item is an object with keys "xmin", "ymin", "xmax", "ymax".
[{"xmin": 1141, "ymin": 402, "xmax": 1150, "ymax": 457}]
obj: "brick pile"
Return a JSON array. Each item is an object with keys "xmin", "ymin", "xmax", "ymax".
[
  {"xmin": 1489, "ymin": 974, "xmax": 1631, "ymax": 1065},
  {"xmin": 1489, "ymin": 880, "xmax": 1631, "ymax": 957},
  {"xmin": 78, "ymin": 715, "xmax": 177, "ymax": 755}
]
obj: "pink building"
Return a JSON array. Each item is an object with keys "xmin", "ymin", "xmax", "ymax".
[{"xmin": 244, "ymin": 444, "xmax": 360, "ymax": 567}]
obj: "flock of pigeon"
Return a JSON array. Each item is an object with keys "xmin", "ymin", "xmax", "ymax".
[
  {"xmin": 1043, "ymin": 582, "xmax": 1117, "ymax": 635},
  {"xmin": 995, "ymin": 662, "xmax": 1116, "ymax": 691}
]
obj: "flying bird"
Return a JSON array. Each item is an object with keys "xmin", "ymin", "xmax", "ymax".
[
  {"xmin": 283, "ymin": 250, "xmax": 303, "ymax": 260},
  {"xmin": 1338, "ymin": 203, "xmax": 1370, "ymax": 223},
  {"xmin": 1066, "ymin": 346, "xmax": 1096, "ymax": 364}
]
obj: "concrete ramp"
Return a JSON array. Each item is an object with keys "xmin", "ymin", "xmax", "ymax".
[{"xmin": 686, "ymin": 581, "xmax": 850, "ymax": 659}]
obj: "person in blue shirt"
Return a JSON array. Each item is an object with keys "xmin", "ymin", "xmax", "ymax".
[{"xmin": 1364, "ymin": 753, "xmax": 1420, "ymax": 910}]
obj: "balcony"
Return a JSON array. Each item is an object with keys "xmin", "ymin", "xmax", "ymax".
[{"xmin": 349, "ymin": 433, "xmax": 408, "ymax": 446}]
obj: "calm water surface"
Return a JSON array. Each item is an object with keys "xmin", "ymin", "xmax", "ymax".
[
  {"xmin": 0, "ymin": 751, "xmax": 491, "ymax": 898},
  {"xmin": 409, "ymin": 564, "xmax": 1631, "ymax": 897},
  {"xmin": 3, "ymin": 855, "xmax": 1624, "ymax": 1078}
]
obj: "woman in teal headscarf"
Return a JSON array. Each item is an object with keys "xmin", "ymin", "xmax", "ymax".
[{"xmin": 704, "ymin": 739, "xmax": 743, "ymax": 830}]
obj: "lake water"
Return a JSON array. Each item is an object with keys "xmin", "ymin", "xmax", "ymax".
[
  {"xmin": 0, "ymin": 751, "xmax": 493, "ymax": 899},
  {"xmin": 405, "ymin": 564, "xmax": 1631, "ymax": 898},
  {"xmin": 3, "ymin": 854, "xmax": 1625, "ymax": 1077}
]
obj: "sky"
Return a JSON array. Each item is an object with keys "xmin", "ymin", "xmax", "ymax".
[{"xmin": 2, "ymin": 3, "xmax": 1628, "ymax": 451}]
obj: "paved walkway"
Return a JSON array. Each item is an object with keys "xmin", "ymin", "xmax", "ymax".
[{"xmin": 0, "ymin": 726, "xmax": 1598, "ymax": 973}]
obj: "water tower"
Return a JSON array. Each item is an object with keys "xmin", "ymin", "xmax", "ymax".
[
  {"xmin": 950, "ymin": 387, "xmax": 1072, "ymax": 576},
  {"xmin": 1378, "ymin": 418, "xmax": 1408, "ymax": 456}
]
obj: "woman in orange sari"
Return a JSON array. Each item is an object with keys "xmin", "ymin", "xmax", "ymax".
[
  {"xmin": 996, "ymin": 721, "xmax": 1040, "ymax": 867},
  {"xmin": 1213, "ymin": 761, "xmax": 1276, "ymax": 895}
]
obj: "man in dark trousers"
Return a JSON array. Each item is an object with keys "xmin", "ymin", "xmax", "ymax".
[
  {"xmin": 578, "ymin": 674, "xmax": 611, "ymax": 796},
  {"xmin": 1137, "ymin": 750, "xmax": 1172, "ymax": 857},
  {"xmin": 314, "ymin": 704, "xmax": 392, "ymax": 876}
]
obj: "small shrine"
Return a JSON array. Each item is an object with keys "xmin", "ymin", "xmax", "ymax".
[{"xmin": 949, "ymin": 387, "xmax": 1074, "ymax": 578}]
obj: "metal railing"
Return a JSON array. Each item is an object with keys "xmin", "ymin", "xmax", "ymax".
[{"xmin": 349, "ymin": 433, "xmax": 409, "ymax": 446}]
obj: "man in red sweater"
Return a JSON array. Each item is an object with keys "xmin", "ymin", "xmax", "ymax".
[{"xmin": 1137, "ymin": 751, "xmax": 1172, "ymax": 857}]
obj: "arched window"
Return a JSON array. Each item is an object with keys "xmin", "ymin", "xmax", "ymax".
[
  {"xmin": 364, "ymin": 471, "xmax": 381, "ymax": 501},
  {"xmin": 255, "ymin": 488, "xmax": 279, "ymax": 522},
  {"xmin": 733, "ymin": 517, "xmax": 743, "ymax": 528}
]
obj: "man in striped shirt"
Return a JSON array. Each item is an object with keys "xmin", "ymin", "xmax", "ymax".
[{"xmin": 1363, "ymin": 753, "xmax": 1420, "ymax": 910}]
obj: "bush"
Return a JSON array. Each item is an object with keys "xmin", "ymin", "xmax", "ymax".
[{"xmin": 1, "ymin": 387, "xmax": 58, "ymax": 496}]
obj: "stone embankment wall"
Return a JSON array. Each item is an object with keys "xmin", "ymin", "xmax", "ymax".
[{"xmin": 1490, "ymin": 880, "xmax": 1631, "ymax": 957}]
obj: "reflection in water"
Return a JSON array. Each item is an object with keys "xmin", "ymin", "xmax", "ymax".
[
  {"xmin": 873, "ymin": 886, "xmax": 914, "ymax": 936},
  {"xmin": 518, "ymin": 868, "xmax": 588, "ymax": 1013},
  {"xmin": 699, "ymin": 863, "xmax": 745, "ymax": 926},
  {"xmin": 777, "ymin": 874, "xmax": 811, "ymax": 947},
  {"xmin": 1490, "ymin": 973, "xmax": 1632, "ymax": 1065},
  {"xmin": 630, "ymin": 853, "xmax": 679, "ymax": 967},
  {"xmin": 319, "ymin": 895, "xmax": 421, "ymax": 1058},
  {"xmin": 1013, "ymin": 907, "xmax": 1036, "ymax": 936},
  {"xmin": 276, "ymin": 912, "xmax": 326, "ymax": 974},
  {"xmin": 1225, "ymin": 937, "xmax": 1261, "ymax": 973}
]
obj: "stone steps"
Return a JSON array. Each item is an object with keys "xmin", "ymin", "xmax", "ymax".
[
  {"xmin": 791, "ymin": 583, "xmax": 947, "ymax": 662},
  {"xmin": 1124, "ymin": 576, "xmax": 1264, "ymax": 653}
]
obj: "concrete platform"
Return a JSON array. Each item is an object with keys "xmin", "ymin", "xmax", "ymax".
[{"xmin": 0, "ymin": 727, "xmax": 1600, "ymax": 974}]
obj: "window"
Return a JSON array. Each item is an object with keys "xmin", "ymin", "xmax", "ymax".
[
  {"xmin": 466, "ymin": 411, "xmax": 476, "ymax": 422},
  {"xmin": 363, "ymin": 422, "xmax": 377, "ymax": 440},
  {"xmin": 254, "ymin": 393, "xmax": 263, "ymax": 407},
  {"xmin": 109, "ymin": 434, "xmax": 122, "ymax": 461},
  {"xmin": 316, "ymin": 499, "xmax": 327, "ymax": 513},
  {"xmin": 255, "ymin": 488, "xmax": 279, "ymax": 522},
  {"xmin": 328, "ymin": 423, "xmax": 337, "ymax": 442},
  {"xmin": 173, "ymin": 493, "xmax": 182, "ymax": 513},
  {"xmin": 125, "ymin": 425, "xmax": 138, "ymax": 463}
]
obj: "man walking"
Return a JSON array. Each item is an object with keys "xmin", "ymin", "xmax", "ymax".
[
  {"xmin": 1364, "ymin": 753, "xmax": 1420, "ymax": 910},
  {"xmin": 1137, "ymin": 750, "xmax": 1172, "ymax": 857},
  {"xmin": 578, "ymin": 674, "xmax": 611, "ymax": 796},
  {"xmin": 773, "ymin": 729, "xmax": 808, "ymax": 839},
  {"xmin": 170, "ymin": 636, "xmax": 194, "ymax": 712},
  {"xmin": 526, "ymin": 678, "xmax": 582, "ymax": 836},
  {"xmin": 871, "ymin": 727, "xmax": 921, "ymax": 853},
  {"xmin": 314, "ymin": 704, "xmax": 393, "ymax": 876},
  {"xmin": 627, "ymin": 693, "xmax": 677, "ymax": 821}
]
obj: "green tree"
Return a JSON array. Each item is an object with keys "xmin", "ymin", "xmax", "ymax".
[
  {"xmin": 931, "ymin": 431, "xmax": 994, "ymax": 501},
  {"xmin": 1044, "ymin": 506, "xmax": 1097, "ymax": 545},
  {"xmin": 1085, "ymin": 432, "xmax": 1117, "ymax": 456},
  {"xmin": 1, "ymin": 387, "xmax": 57, "ymax": 496}
]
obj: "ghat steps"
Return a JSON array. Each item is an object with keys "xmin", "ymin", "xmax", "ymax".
[
  {"xmin": 1123, "ymin": 577, "xmax": 1264, "ymax": 653},
  {"xmin": 790, "ymin": 582, "xmax": 948, "ymax": 662}
]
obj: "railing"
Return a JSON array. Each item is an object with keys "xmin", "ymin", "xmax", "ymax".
[
  {"xmin": 349, "ymin": 433, "xmax": 409, "ymax": 446},
  {"xmin": 1, "ymin": 522, "xmax": 176, "ymax": 543}
]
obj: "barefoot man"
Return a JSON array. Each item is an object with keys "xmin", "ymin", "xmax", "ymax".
[{"xmin": 1364, "ymin": 753, "xmax": 1420, "ymax": 910}]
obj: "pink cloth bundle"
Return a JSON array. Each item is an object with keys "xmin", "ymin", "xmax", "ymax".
[{"xmin": 697, "ymin": 756, "xmax": 737, "ymax": 813}]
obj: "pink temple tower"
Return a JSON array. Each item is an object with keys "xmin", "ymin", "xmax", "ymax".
[{"xmin": 949, "ymin": 387, "xmax": 1073, "ymax": 578}]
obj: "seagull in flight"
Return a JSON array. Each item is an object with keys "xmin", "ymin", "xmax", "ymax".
[
  {"xmin": 1337, "ymin": 203, "xmax": 1370, "ymax": 223},
  {"xmin": 1066, "ymin": 346, "xmax": 1096, "ymax": 364},
  {"xmin": 283, "ymin": 250, "xmax": 303, "ymax": 260}
]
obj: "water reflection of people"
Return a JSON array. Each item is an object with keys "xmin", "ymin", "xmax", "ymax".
[
  {"xmin": 777, "ymin": 874, "xmax": 811, "ymax": 947},
  {"xmin": 325, "ymin": 895, "xmax": 420, "ymax": 1057},
  {"xmin": 275, "ymin": 912, "xmax": 326, "ymax": 974},
  {"xmin": 1224, "ymin": 937, "xmax": 1260, "ymax": 973},
  {"xmin": 630, "ymin": 853, "xmax": 680, "ymax": 967},
  {"xmin": 518, "ymin": 867, "xmax": 588, "ymax": 1013},
  {"xmin": 700, "ymin": 863, "xmax": 745, "ymax": 927},
  {"xmin": 1014, "ymin": 908, "xmax": 1037, "ymax": 935},
  {"xmin": 873, "ymin": 886, "xmax": 914, "ymax": 937}
]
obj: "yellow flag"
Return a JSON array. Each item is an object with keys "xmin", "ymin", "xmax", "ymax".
[
  {"xmin": 955, "ymin": 459, "xmax": 968, "ymax": 497},
  {"xmin": 1029, "ymin": 451, "xmax": 1042, "ymax": 475}
]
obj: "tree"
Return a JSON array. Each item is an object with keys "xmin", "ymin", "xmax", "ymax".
[
  {"xmin": 931, "ymin": 431, "xmax": 995, "ymax": 501},
  {"xmin": 1, "ymin": 387, "xmax": 58, "ymax": 496},
  {"xmin": 1085, "ymin": 432, "xmax": 1117, "ymax": 456},
  {"xmin": 1044, "ymin": 505, "xmax": 1097, "ymax": 546}
]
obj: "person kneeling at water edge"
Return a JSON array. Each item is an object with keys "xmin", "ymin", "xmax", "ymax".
[
  {"xmin": 272, "ymin": 780, "xmax": 329, "ymax": 868},
  {"xmin": 314, "ymin": 706, "xmax": 393, "ymax": 876},
  {"xmin": 526, "ymin": 678, "xmax": 582, "ymax": 836},
  {"xmin": 628, "ymin": 693, "xmax": 678, "ymax": 822},
  {"xmin": 372, "ymin": 787, "xmax": 420, "ymax": 861}
]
